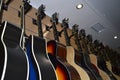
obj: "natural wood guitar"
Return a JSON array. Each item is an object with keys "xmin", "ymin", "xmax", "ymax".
[
  {"xmin": 72, "ymin": 25, "xmax": 102, "ymax": 80},
  {"xmin": 61, "ymin": 18, "xmax": 90, "ymax": 80},
  {"xmin": 100, "ymin": 44, "xmax": 120, "ymax": 80},
  {"xmin": 86, "ymin": 34, "xmax": 111, "ymax": 80},
  {"xmin": 93, "ymin": 40, "xmax": 117, "ymax": 80}
]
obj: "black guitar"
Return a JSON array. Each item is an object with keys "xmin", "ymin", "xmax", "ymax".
[
  {"xmin": 26, "ymin": 4, "xmax": 57, "ymax": 80},
  {"xmin": 20, "ymin": 0, "xmax": 40, "ymax": 80},
  {"xmin": 0, "ymin": 3, "xmax": 28, "ymax": 79},
  {"xmin": 0, "ymin": 0, "xmax": 6, "ymax": 78},
  {"xmin": 0, "ymin": 0, "xmax": 29, "ymax": 80}
]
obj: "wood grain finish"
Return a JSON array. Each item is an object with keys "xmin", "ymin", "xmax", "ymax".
[{"xmin": 66, "ymin": 46, "xmax": 90, "ymax": 80}]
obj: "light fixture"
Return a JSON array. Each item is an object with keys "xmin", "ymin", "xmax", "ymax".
[
  {"xmin": 114, "ymin": 36, "xmax": 118, "ymax": 39},
  {"xmin": 76, "ymin": 4, "xmax": 83, "ymax": 9}
]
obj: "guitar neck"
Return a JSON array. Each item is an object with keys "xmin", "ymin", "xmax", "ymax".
[
  {"xmin": 62, "ymin": 18, "xmax": 71, "ymax": 46},
  {"xmin": 51, "ymin": 12, "xmax": 59, "ymax": 41},
  {"xmin": 37, "ymin": 4, "xmax": 46, "ymax": 38},
  {"xmin": 20, "ymin": 1, "xmax": 26, "ymax": 49},
  {"xmin": 64, "ymin": 28, "xmax": 71, "ymax": 46},
  {"xmin": 52, "ymin": 22, "xmax": 59, "ymax": 41},
  {"xmin": 37, "ymin": 15, "xmax": 43, "ymax": 38},
  {"xmin": 72, "ymin": 25, "xmax": 82, "ymax": 51},
  {"xmin": 20, "ymin": 5, "xmax": 25, "ymax": 34},
  {"xmin": 0, "ymin": 0, "xmax": 4, "ymax": 23},
  {"xmin": 20, "ymin": 0, "xmax": 31, "ymax": 49}
]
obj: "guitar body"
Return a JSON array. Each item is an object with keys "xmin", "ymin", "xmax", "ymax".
[
  {"xmin": 0, "ymin": 22, "xmax": 6, "ymax": 79},
  {"xmin": 66, "ymin": 46, "xmax": 90, "ymax": 80},
  {"xmin": 0, "ymin": 21, "xmax": 29, "ymax": 80},
  {"xmin": 32, "ymin": 35, "xmax": 57, "ymax": 80},
  {"xmin": 106, "ymin": 61, "xmax": 120, "ymax": 80},
  {"xmin": 57, "ymin": 43, "xmax": 81, "ymax": 80},
  {"xmin": 97, "ymin": 56, "xmax": 117, "ymax": 80},
  {"xmin": 26, "ymin": 36, "xmax": 41, "ymax": 80},
  {"xmin": 47, "ymin": 40, "xmax": 71, "ymax": 80},
  {"xmin": 75, "ymin": 50, "xmax": 103, "ymax": 80},
  {"xmin": 89, "ymin": 54, "xmax": 111, "ymax": 80}
]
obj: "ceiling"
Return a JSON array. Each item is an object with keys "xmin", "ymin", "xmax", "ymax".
[{"xmin": 30, "ymin": 0, "xmax": 120, "ymax": 53}]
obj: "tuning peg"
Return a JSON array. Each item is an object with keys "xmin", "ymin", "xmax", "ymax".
[
  {"xmin": 45, "ymin": 25, "xmax": 52, "ymax": 31},
  {"xmin": 87, "ymin": 34, "xmax": 92, "ymax": 42}
]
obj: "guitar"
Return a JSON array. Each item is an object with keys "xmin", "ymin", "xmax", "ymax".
[
  {"xmin": 61, "ymin": 18, "xmax": 90, "ymax": 80},
  {"xmin": 19, "ymin": 1, "xmax": 41, "ymax": 80},
  {"xmin": 27, "ymin": 4, "xmax": 58, "ymax": 80},
  {"xmin": 72, "ymin": 25, "xmax": 102, "ymax": 80},
  {"xmin": 111, "ymin": 51, "xmax": 120, "ymax": 76},
  {"xmin": 104, "ymin": 46, "xmax": 120, "ymax": 80},
  {"xmin": 0, "ymin": 0, "xmax": 6, "ymax": 78},
  {"xmin": 47, "ymin": 12, "xmax": 82, "ymax": 80},
  {"xmin": 100, "ymin": 43, "xmax": 120, "ymax": 80},
  {"xmin": 0, "ymin": 0, "xmax": 31, "ymax": 80},
  {"xmin": 94, "ymin": 40, "xmax": 117, "ymax": 80},
  {"xmin": 86, "ymin": 34, "xmax": 111, "ymax": 80},
  {"xmin": 109, "ymin": 50, "xmax": 120, "ymax": 76}
]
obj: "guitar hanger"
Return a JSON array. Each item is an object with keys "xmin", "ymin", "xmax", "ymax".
[
  {"xmin": 18, "ymin": 0, "xmax": 32, "ymax": 17},
  {"xmin": 0, "ymin": 0, "xmax": 12, "ymax": 24}
]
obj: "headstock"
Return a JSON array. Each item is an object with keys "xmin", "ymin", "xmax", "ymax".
[
  {"xmin": 37, "ymin": 4, "xmax": 46, "ymax": 19},
  {"xmin": 0, "ymin": 0, "xmax": 12, "ymax": 24},
  {"xmin": 72, "ymin": 24, "xmax": 79, "ymax": 35},
  {"xmin": 18, "ymin": 0, "xmax": 32, "ymax": 17},
  {"xmin": 57, "ymin": 18, "xmax": 69, "ymax": 37},
  {"xmin": 51, "ymin": 12, "xmax": 59, "ymax": 24},
  {"xmin": 72, "ymin": 24, "xmax": 82, "ymax": 51},
  {"xmin": 51, "ymin": 12, "xmax": 59, "ymax": 41},
  {"xmin": 86, "ymin": 34, "xmax": 96, "ymax": 54},
  {"xmin": 61, "ymin": 18, "xmax": 71, "ymax": 46},
  {"xmin": 86, "ymin": 34, "xmax": 92, "ymax": 43},
  {"xmin": 79, "ymin": 29, "xmax": 86, "ymax": 39},
  {"xmin": 1, "ymin": 0, "xmax": 12, "ymax": 10},
  {"xmin": 93, "ymin": 40, "xmax": 100, "ymax": 48},
  {"xmin": 61, "ymin": 18, "xmax": 69, "ymax": 29}
]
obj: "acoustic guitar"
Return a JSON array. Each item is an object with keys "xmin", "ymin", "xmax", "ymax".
[
  {"xmin": 99, "ymin": 42, "xmax": 119, "ymax": 80},
  {"xmin": 0, "ymin": 0, "xmax": 30, "ymax": 80},
  {"xmin": 72, "ymin": 25, "xmax": 103, "ymax": 80},
  {"xmin": 108, "ymin": 50, "xmax": 120, "ymax": 76},
  {"xmin": 0, "ymin": 0, "xmax": 6, "ymax": 78},
  {"xmin": 86, "ymin": 34, "xmax": 111, "ymax": 80},
  {"xmin": 94, "ymin": 40, "xmax": 117, "ymax": 80},
  {"xmin": 26, "ymin": 4, "xmax": 58, "ymax": 80},
  {"xmin": 61, "ymin": 18, "xmax": 90, "ymax": 80},
  {"xmin": 104, "ymin": 46, "xmax": 120, "ymax": 80},
  {"xmin": 23, "ymin": 3, "xmax": 41, "ymax": 80},
  {"xmin": 47, "ymin": 12, "xmax": 81, "ymax": 80},
  {"xmin": 110, "ymin": 51, "xmax": 120, "ymax": 76}
]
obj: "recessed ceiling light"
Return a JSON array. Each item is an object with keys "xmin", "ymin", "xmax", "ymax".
[
  {"xmin": 114, "ymin": 36, "xmax": 118, "ymax": 39},
  {"xmin": 76, "ymin": 4, "xmax": 83, "ymax": 9}
]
